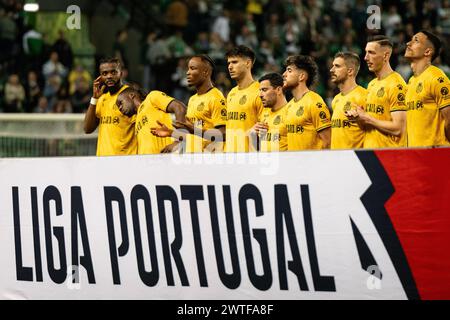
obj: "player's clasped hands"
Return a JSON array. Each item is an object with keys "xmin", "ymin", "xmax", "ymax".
[{"xmin": 252, "ymin": 122, "xmax": 269, "ymax": 135}]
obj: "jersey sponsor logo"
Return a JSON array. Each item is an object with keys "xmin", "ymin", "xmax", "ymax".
[
  {"xmin": 227, "ymin": 111, "xmax": 247, "ymax": 121},
  {"xmin": 397, "ymin": 84, "xmax": 404, "ymax": 91},
  {"xmin": 273, "ymin": 115, "xmax": 281, "ymax": 125},
  {"xmin": 377, "ymin": 87, "xmax": 385, "ymax": 98},
  {"xmin": 220, "ymin": 99, "xmax": 226, "ymax": 106},
  {"xmin": 286, "ymin": 124, "xmax": 304, "ymax": 133},
  {"xmin": 239, "ymin": 95, "xmax": 247, "ymax": 105},
  {"xmin": 260, "ymin": 132, "xmax": 280, "ymax": 142},
  {"xmin": 438, "ymin": 77, "xmax": 445, "ymax": 84},
  {"xmin": 319, "ymin": 111, "xmax": 327, "ymax": 120},
  {"xmin": 416, "ymin": 83, "xmax": 423, "ymax": 93},
  {"xmin": 407, "ymin": 101, "xmax": 424, "ymax": 111},
  {"xmin": 100, "ymin": 116, "xmax": 120, "ymax": 125},
  {"xmin": 316, "ymin": 102, "xmax": 323, "ymax": 109},
  {"xmin": 296, "ymin": 106, "xmax": 304, "ymax": 117},
  {"xmin": 441, "ymin": 87, "xmax": 449, "ymax": 96},
  {"xmin": 331, "ymin": 119, "xmax": 351, "ymax": 129},
  {"xmin": 366, "ymin": 104, "xmax": 385, "ymax": 115}
]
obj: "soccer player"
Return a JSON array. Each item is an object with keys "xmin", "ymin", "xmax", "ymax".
[
  {"xmin": 404, "ymin": 30, "xmax": 450, "ymax": 146},
  {"xmin": 346, "ymin": 35, "xmax": 407, "ymax": 148},
  {"xmin": 282, "ymin": 55, "xmax": 331, "ymax": 150},
  {"xmin": 251, "ymin": 73, "xmax": 288, "ymax": 152},
  {"xmin": 84, "ymin": 57, "xmax": 136, "ymax": 156},
  {"xmin": 151, "ymin": 54, "xmax": 227, "ymax": 153},
  {"xmin": 329, "ymin": 52, "xmax": 368, "ymax": 149},
  {"xmin": 225, "ymin": 45, "xmax": 264, "ymax": 152},
  {"xmin": 116, "ymin": 86, "xmax": 187, "ymax": 154}
]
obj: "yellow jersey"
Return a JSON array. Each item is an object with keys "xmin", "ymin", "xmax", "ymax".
[
  {"xmin": 331, "ymin": 86, "xmax": 368, "ymax": 149},
  {"xmin": 225, "ymin": 81, "xmax": 264, "ymax": 153},
  {"xmin": 258, "ymin": 106, "xmax": 288, "ymax": 152},
  {"xmin": 185, "ymin": 87, "xmax": 227, "ymax": 153},
  {"xmin": 285, "ymin": 91, "xmax": 331, "ymax": 150},
  {"xmin": 95, "ymin": 85, "xmax": 137, "ymax": 156},
  {"xmin": 406, "ymin": 65, "xmax": 450, "ymax": 147},
  {"xmin": 136, "ymin": 91, "xmax": 175, "ymax": 154},
  {"xmin": 363, "ymin": 72, "xmax": 407, "ymax": 148}
]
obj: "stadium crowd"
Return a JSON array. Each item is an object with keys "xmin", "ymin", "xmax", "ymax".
[{"xmin": 1, "ymin": 0, "xmax": 450, "ymax": 114}]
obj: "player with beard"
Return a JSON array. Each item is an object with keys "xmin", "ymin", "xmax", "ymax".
[
  {"xmin": 151, "ymin": 54, "xmax": 227, "ymax": 153},
  {"xmin": 404, "ymin": 30, "xmax": 450, "ymax": 146},
  {"xmin": 251, "ymin": 73, "xmax": 288, "ymax": 152},
  {"xmin": 225, "ymin": 45, "xmax": 264, "ymax": 153},
  {"xmin": 346, "ymin": 35, "xmax": 407, "ymax": 148},
  {"xmin": 84, "ymin": 57, "xmax": 136, "ymax": 156},
  {"xmin": 282, "ymin": 55, "xmax": 331, "ymax": 150},
  {"xmin": 116, "ymin": 86, "xmax": 187, "ymax": 154},
  {"xmin": 329, "ymin": 52, "xmax": 368, "ymax": 149}
]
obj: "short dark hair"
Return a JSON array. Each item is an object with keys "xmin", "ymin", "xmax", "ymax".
[
  {"xmin": 119, "ymin": 84, "xmax": 147, "ymax": 100},
  {"xmin": 99, "ymin": 57, "xmax": 122, "ymax": 69},
  {"xmin": 225, "ymin": 45, "xmax": 256, "ymax": 64},
  {"xmin": 284, "ymin": 55, "xmax": 319, "ymax": 88},
  {"xmin": 367, "ymin": 35, "xmax": 393, "ymax": 49},
  {"xmin": 190, "ymin": 54, "xmax": 216, "ymax": 73},
  {"xmin": 419, "ymin": 30, "xmax": 442, "ymax": 62},
  {"xmin": 258, "ymin": 73, "xmax": 284, "ymax": 88},
  {"xmin": 334, "ymin": 51, "xmax": 361, "ymax": 75}
]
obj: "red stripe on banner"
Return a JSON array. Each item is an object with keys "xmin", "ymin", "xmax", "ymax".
[{"xmin": 375, "ymin": 148, "xmax": 450, "ymax": 300}]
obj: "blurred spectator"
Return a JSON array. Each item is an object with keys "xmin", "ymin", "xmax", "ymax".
[
  {"xmin": 53, "ymin": 86, "xmax": 72, "ymax": 113},
  {"xmin": 215, "ymin": 71, "xmax": 232, "ymax": 97},
  {"xmin": 113, "ymin": 29, "xmax": 129, "ymax": 68},
  {"xmin": 68, "ymin": 64, "xmax": 92, "ymax": 95},
  {"xmin": 0, "ymin": 8, "xmax": 17, "ymax": 63},
  {"xmin": 3, "ymin": 73, "xmax": 25, "ymax": 112},
  {"xmin": 70, "ymin": 77, "xmax": 90, "ymax": 113},
  {"xmin": 171, "ymin": 57, "xmax": 190, "ymax": 103},
  {"xmin": 165, "ymin": 0, "xmax": 189, "ymax": 33},
  {"xmin": 236, "ymin": 25, "xmax": 258, "ymax": 49},
  {"xmin": 52, "ymin": 30, "xmax": 74, "ymax": 70},
  {"xmin": 211, "ymin": 9, "xmax": 230, "ymax": 43},
  {"xmin": 33, "ymin": 96, "xmax": 50, "ymax": 113},
  {"xmin": 42, "ymin": 51, "xmax": 68, "ymax": 83},
  {"xmin": 167, "ymin": 30, "xmax": 193, "ymax": 58},
  {"xmin": 439, "ymin": 0, "xmax": 450, "ymax": 35},
  {"xmin": 194, "ymin": 32, "xmax": 210, "ymax": 54},
  {"xmin": 383, "ymin": 5, "xmax": 402, "ymax": 37},
  {"xmin": 24, "ymin": 71, "xmax": 42, "ymax": 113}
]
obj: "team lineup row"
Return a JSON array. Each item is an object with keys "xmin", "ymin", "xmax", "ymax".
[{"xmin": 84, "ymin": 30, "xmax": 450, "ymax": 156}]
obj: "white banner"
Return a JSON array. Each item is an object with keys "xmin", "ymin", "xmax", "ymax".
[{"xmin": 0, "ymin": 152, "xmax": 407, "ymax": 299}]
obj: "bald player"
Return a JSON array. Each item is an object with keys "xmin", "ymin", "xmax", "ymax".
[
  {"xmin": 329, "ymin": 52, "xmax": 368, "ymax": 149},
  {"xmin": 404, "ymin": 30, "xmax": 450, "ymax": 146},
  {"xmin": 84, "ymin": 57, "xmax": 136, "ymax": 156},
  {"xmin": 346, "ymin": 35, "xmax": 407, "ymax": 148}
]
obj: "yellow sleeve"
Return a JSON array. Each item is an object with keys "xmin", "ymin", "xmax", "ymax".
[
  {"xmin": 210, "ymin": 95, "xmax": 227, "ymax": 128},
  {"xmin": 311, "ymin": 98, "xmax": 332, "ymax": 132},
  {"xmin": 389, "ymin": 82, "xmax": 407, "ymax": 112},
  {"xmin": 432, "ymin": 74, "xmax": 450, "ymax": 110},
  {"xmin": 147, "ymin": 90, "xmax": 175, "ymax": 112}
]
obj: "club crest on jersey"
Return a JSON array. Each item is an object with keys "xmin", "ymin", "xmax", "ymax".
[
  {"xmin": 239, "ymin": 95, "xmax": 247, "ymax": 105},
  {"xmin": 296, "ymin": 106, "xmax": 304, "ymax": 116},
  {"xmin": 273, "ymin": 115, "xmax": 281, "ymax": 125},
  {"xmin": 441, "ymin": 87, "xmax": 449, "ymax": 96},
  {"xmin": 113, "ymin": 116, "xmax": 120, "ymax": 125},
  {"xmin": 344, "ymin": 101, "xmax": 352, "ymax": 112},
  {"xmin": 197, "ymin": 102, "xmax": 205, "ymax": 111},
  {"xmin": 416, "ymin": 83, "xmax": 423, "ymax": 93},
  {"xmin": 377, "ymin": 87, "xmax": 385, "ymax": 97}
]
